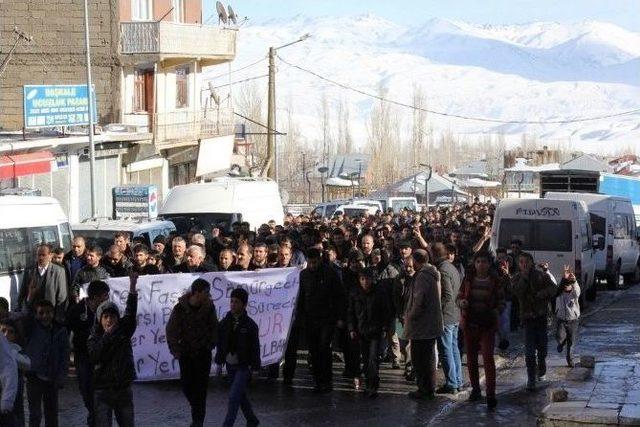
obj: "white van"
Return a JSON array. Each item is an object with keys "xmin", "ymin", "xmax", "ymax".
[
  {"xmin": 377, "ymin": 197, "xmax": 418, "ymax": 213},
  {"xmin": 490, "ymin": 198, "xmax": 597, "ymax": 302},
  {"xmin": 160, "ymin": 177, "xmax": 284, "ymax": 233},
  {"xmin": 0, "ymin": 196, "xmax": 73, "ymax": 309},
  {"xmin": 311, "ymin": 199, "xmax": 383, "ymax": 218},
  {"xmin": 545, "ymin": 192, "xmax": 640, "ymax": 287},
  {"xmin": 71, "ymin": 219, "xmax": 176, "ymax": 252}
]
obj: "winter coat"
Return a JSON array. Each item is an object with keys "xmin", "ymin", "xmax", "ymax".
[
  {"xmin": 457, "ymin": 273, "xmax": 505, "ymax": 330},
  {"xmin": 348, "ymin": 285, "xmax": 393, "ymax": 339},
  {"xmin": 18, "ymin": 263, "xmax": 68, "ymax": 324},
  {"xmin": 66, "ymin": 298, "xmax": 97, "ymax": 358},
  {"xmin": 555, "ymin": 278, "xmax": 581, "ymax": 321},
  {"xmin": 87, "ymin": 292, "xmax": 138, "ymax": 389},
  {"xmin": 71, "ymin": 265, "xmax": 110, "ymax": 299},
  {"xmin": 63, "ymin": 251, "xmax": 86, "ymax": 285},
  {"xmin": 173, "ymin": 262, "xmax": 215, "ymax": 273},
  {"xmin": 166, "ymin": 293, "xmax": 218, "ymax": 356},
  {"xmin": 436, "ymin": 258, "xmax": 462, "ymax": 326},
  {"xmin": 298, "ymin": 265, "xmax": 346, "ymax": 325},
  {"xmin": 101, "ymin": 257, "xmax": 133, "ymax": 278},
  {"xmin": 403, "ymin": 264, "xmax": 443, "ymax": 340},
  {"xmin": 512, "ymin": 269, "xmax": 557, "ymax": 321},
  {"xmin": 214, "ymin": 311, "xmax": 261, "ymax": 370},
  {"xmin": 0, "ymin": 334, "xmax": 18, "ymax": 413},
  {"xmin": 392, "ymin": 273, "xmax": 413, "ymax": 320},
  {"xmin": 131, "ymin": 263, "xmax": 161, "ymax": 276},
  {"xmin": 23, "ymin": 319, "xmax": 69, "ymax": 386}
]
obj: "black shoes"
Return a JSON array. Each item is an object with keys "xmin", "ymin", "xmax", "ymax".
[
  {"xmin": 468, "ymin": 389, "xmax": 483, "ymax": 402},
  {"xmin": 487, "ymin": 396, "xmax": 497, "ymax": 409}
]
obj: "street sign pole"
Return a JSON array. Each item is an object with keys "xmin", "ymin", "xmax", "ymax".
[{"xmin": 83, "ymin": 0, "xmax": 97, "ymax": 219}]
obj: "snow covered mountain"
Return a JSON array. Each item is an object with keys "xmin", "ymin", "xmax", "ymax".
[{"xmin": 208, "ymin": 15, "xmax": 640, "ymax": 154}]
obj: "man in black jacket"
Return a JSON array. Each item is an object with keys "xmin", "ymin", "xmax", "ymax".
[
  {"xmin": 101, "ymin": 245, "xmax": 132, "ymax": 278},
  {"xmin": 298, "ymin": 248, "xmax": 346, "ymax": 393},
  {"xmin": 72, "ymin": 246, "xmax": 110, "ymax": 302},
  {"xmin": 215, "ymin": 288, "xmax": 260, "ymax": 427},
  {"xmin": 166, "ymin": 279, "xmax": 218, "ymax": 427},
  {"xmin": 433, "ymin": 242, "xmax": 463, "ymax": 394},
  {"xmin": 87, "ymin": 273, "xmax": 138, "ymax": 427},
  {"xmin": 66, "ymin": 280, "xmax": 110, "ymax": 427}
]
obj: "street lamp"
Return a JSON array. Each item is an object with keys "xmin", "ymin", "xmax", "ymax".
[
  {"xmin": 318, "ymin": 166, "xmax": 328, "ymax": 202},
  {"xmin": 419, "ymin": 163, "xmax": 432, "ymax": 206},
  {"xmin": 267, "ymin": 33, "xmax": 311, "ymax": 181}
]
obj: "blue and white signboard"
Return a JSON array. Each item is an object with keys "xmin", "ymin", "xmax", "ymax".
[
  {"xmin": 23, "ymin": 84, "xmax": 97, "ymax": 128},
  {"xmin": 112, "ymin": 185, "xmax": 159, "ymax": 220}
]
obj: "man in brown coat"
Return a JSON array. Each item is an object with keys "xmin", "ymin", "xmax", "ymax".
[
  {"xmin": 403, "ymin": 249, "xmax": 443, "ymax": 400},
  {"xmin": 166, "ymin": 278, "xmax": 218, "ymax": 427}
]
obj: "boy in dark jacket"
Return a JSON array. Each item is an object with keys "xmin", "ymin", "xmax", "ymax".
[
  {"xmin": 66, "ymin": 280, "xmax": 110, "ymax": 427},
  {"xmin": 23, "ymin": 299, "xmax": 69, "ymax": 427},
  {"xmin": 348, "ymin": 268, "xmax": 393, "ymax": 397},
  {"xmin": 215, "ymin": 288, "xmax": 260, "ymax": 427},
  {"xmin": 166, "ymin": 279, "xmax": 218, "ymax": 427},
  {"xmin": 87, "ymin": 273, "xmax": 138, "ymax": 427}
]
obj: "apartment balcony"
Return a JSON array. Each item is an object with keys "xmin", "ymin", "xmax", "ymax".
[
  {"xmin": 120, "ymin": 21, "xmax": 236, "ymax": 66},
  {"xmin": 153, "ymin": 107, "xmax": 235, "ymax": 147}
]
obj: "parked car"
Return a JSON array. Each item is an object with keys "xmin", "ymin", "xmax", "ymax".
[
  {"xmin": 545, "ymin": 192, "xmax": 640, "ymax": 287},
  {"xmin": 333, "ymin": 204, "xmax": 378, "ymax": 218},
  {"xmin": 491, "ymin": 198, "xmax": 597, "ymax": 303},
  {"xmin": 71, "ymin": 219, "xmax": 176, "ymax": 252},
  {"xmin": 377, "ymin": 197, "xmax": 418, "ymax": 213},
  {"xmin": 0, "ymin": 196, "xmax": 73, "ymax": 309},
  {"xmin": 311, "ymin": 199, "xmax": 383, "ymax": 218}
]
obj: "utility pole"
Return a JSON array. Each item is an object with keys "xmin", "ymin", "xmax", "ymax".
[
  {"xmin": 266, "ymin": 47, "xmax": 276, "ymax": 180},
  {"xmin": 83, "ymin": 0, "xmax": 97, "ymax": 218},
  {"xmin": 0, "ymin": 27, "xmax": 32, "ymax": 77},
  {"xmin": 265, "ymin": 34, "xmax": 310, "ymax": 181}
]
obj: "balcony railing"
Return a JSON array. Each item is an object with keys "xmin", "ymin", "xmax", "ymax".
[
  {"xmin": 154, "ymin": 107, "xmax": 234, "ymax": 144},
  {"xmin": 120, "ymin": 21, "xmax": 236, "ymax": 61}
]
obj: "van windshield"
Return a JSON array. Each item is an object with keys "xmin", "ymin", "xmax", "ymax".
[
  {"xmin": 0, "ymin": 226, "xmax": 60, "ymax": 275},
  {"xmin": 498, "ymin": 219, "xmax": 572, "ymax": 252},
  {"xmin": 162, "ymin": 213, "xmax": 237, "ymax": 234}
]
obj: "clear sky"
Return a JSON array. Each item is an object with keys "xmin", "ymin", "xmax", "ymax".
[{"xmin": 204, "ymin": 0, "xmax": 640, "ymax": 31}]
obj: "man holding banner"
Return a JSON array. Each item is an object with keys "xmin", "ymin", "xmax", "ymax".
[{"xmin": 166, "ymin": 278, "xmax": 218, "ymax": 427}]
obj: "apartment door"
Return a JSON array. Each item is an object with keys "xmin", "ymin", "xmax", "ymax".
[{"xmin": 134, "ymin": 68, "xmax": 154, "ymax": 131}]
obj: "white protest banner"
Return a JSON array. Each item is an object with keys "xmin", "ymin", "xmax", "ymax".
[{"xmin": 98, "ymin": 268, "xmax": 300, "ymax": 381}]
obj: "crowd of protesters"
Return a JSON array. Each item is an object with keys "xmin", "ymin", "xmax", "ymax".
[{"xmin": 0, "ymin": 199, "xmax": 582, "ymax": 426}]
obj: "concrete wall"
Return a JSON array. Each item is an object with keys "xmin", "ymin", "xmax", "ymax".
[{"xmin": 0, "ymin": 0, "xmax": 121, "ymax": 131}]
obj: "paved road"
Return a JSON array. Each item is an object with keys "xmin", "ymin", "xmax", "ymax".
[{"xmin": 54, "ymin": 283, "xmax": 636, "ymax": 426}]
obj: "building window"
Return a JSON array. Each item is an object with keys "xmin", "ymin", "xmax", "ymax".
[
  {"xmin": 173, "ymin": 0, "xmax": 185, "ymax": 23},
  {"xmin": 132, "ymin": 0, "xmax": 152, "ymax": 21},
  {"xmin": 133, "ymin": 70, "xmax": 146, "ymax": 112},
  {"xmin": 175, "ymin": 66, "xmax": 189, "ymax": 108}
]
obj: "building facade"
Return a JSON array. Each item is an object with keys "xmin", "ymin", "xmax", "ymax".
[{"xmin": 0, "ymin": 0, "xmax": 237, "ymax": 222}]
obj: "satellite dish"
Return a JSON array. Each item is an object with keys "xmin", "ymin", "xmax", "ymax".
[
  {"xmin": 207, "ymin": 81, "xmax": 221, "ymax": 105},
  {"xmin": 216, "ymin": 1, "xmax": 228, "ymax": 24},
  {"xmin": 227, "ymin": 5, "xmax": 237, "ymax": 25}
]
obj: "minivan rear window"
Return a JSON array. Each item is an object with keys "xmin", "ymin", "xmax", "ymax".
[
  {"xmin": 162, "ymin": 213, "xmax": 237, "ymax": 234},
  {"xmin": 498, "ymin": 219, "xmax": 572, "ymax": 252},
  {"xmin": 0, "ymin": 226, "xmax": 60, "ymax": 275}
]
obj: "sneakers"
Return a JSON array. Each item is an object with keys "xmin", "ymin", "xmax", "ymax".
[
  {"xmin": 435, "ymin": 385, "xmax": 458, "ymax": 395},
  {"xmin": 487, "ymin": 396, "xmax": 497, "ymax": 409},
  {"xmin": 468, "ymin": 389, "xmax": 482, "ymax": 402}
]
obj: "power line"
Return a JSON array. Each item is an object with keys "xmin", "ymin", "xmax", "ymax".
[
  {"xmin": 205, "ymin": 56, "xmax": 267, "ymax": 81},
  {"xmin": 210, "ymin": 74, "xmax": 268, "ymax": 90},
  {"xmin": 277, "ymin": 55, "xmax": 640, "ymax": 125}
]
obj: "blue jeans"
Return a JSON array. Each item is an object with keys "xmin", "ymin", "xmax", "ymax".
[
  {"xmin": 223, "ymin": 365, "xmax": 259, "ymax": 427},
  {"xmin": 437, "ymin": 324, "xmax": 463, "ymax": 389}
]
